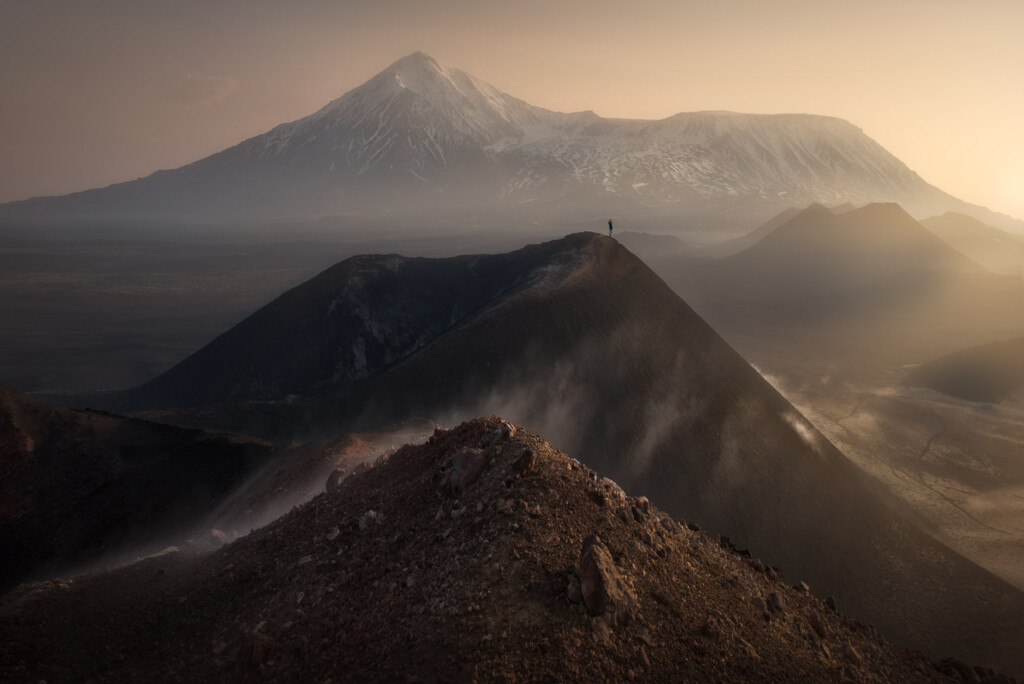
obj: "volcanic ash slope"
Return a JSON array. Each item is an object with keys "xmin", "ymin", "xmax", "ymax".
[{"xmin": 0, "ymin": 418, "xmax": 986, "ymax": 683}]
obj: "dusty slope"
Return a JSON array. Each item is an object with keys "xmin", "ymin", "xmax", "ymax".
[
  {"xmin": 112, "ymin": 236, "xmax": 593, "ymax": 409},
  {"xmin": 82, "ymin": 232, "xmax": 1024, "ymax": 672},
  {"xmin": 0, "ymin": 418, "xmax": 995, "ymax": 683},
  {"xmin": 0, "ymin": 381, "xmax": 432, "ymax": 594},
  {"xmin": 0, "ymin": 381, "xmax": 274, "ymax": 593}
]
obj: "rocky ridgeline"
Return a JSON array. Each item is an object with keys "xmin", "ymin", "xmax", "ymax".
[{"xmin": 0, "ymin": 417, "xmax": 1012, "ymax": 682}]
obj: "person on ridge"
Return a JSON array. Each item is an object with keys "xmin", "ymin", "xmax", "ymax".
[{"xmin": 608, "ymin": 219, "xmax": 613, "ymax": 237}]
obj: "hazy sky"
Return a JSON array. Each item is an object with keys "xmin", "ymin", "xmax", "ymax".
[{"xmin": 2, "ymin": 0, "xmax": 1023, "ymax": 219}]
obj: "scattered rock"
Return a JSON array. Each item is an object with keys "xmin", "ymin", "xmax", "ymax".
[
  {"xmin": 808, "ymin": 611, "xmax": 827, "ymax": 639},
  {"xmin": 509, "ymin": 448, "xmax": 536, "ymax": 478},
  {"xmin": 567, "ymin": 576, "xmax": 583, "ymax": 604},
  {"xmin": 700, "ymin": 614, "xmax": 722, "ymax": 640},
  {"xmin": 842, "ymin": 641, "xmax": 863, "ymax": 669},
  {"xmin": 449, "ymin": 448, "xmax": 487, "ymax": 496},
  {"xmin": 359, "ymin": 510, "xmax": 378, "ymax": 531},
  {"xmin": 489, "ymin": 421, "xmax": 516, "ymax": 446},
  {"xmin": 325, "ymin": 467, "xmax": 346, "ymax": 493},
  {"xmin": 599, "ymin": 477, "xmax": 626, "ymax": 501},
  {"xmin": 578, "ymin": 534, "xmax": 636, "ymax": 625},
  {"xmin": 825, "ymin": 596, "xmax": 838, "ymax": 612},
  {"xmin": 591, "ymin": 618, "xmax": 613, "ymax": 645},
  {"xmin": 1, "ymin": 416, "xmax": 989, "ymax": 684}
]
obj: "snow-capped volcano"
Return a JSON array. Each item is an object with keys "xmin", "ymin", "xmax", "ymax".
[
  {"xmin": 245, "ymin": 52, "xmax": 553, "ymax": 175},
  {"xmin": 0, "ymin": 51, "xmax": 1014, "ymax": 229},
  {"xmin": 308, "ymin": 52, "xmax": 547, "ymax": 144}
]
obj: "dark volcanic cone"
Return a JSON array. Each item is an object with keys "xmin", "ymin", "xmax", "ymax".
[
  {"xmin": 0, "ymin": 418, "xmax": 982, "ymax": 683},
  {"xmin": 86, "ymin": 232, "xmax": 1024, "ymax": 672}
]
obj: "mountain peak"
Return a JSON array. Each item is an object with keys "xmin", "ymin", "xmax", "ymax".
[
  {"xmin": 0, "ymin": 415, "xmax": 982, "ymax": 681},
  {"xmin": 4, "ymin": 52, "xmax": 1009, "ymax": 226},
  {"xmin": 381, "ymin": 51, "xmax": 452, "ymax": 95}
]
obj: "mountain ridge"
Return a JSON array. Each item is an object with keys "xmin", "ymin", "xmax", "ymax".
[
  {"xmin": 0, "ymin": 417, "xmax": 999, "ymax": 682},
  {"xmin": 62, "ymin": 232, "xmax": 1024, "ymax": 672},
  {"xmin": 2, "ymin": 52, "xmax": 1018, "ymax": 232},
  {"xmin": 709, "ymin": 202, "xmax": 988, "ymax": 300}
]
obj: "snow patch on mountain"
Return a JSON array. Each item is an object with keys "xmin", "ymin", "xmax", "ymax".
[{"xmin": 10, "ymin": 51, "xmax": 998, "ymax": 225}]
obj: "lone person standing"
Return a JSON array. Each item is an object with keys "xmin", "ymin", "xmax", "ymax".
[{"xmin": 608, "ymin": 218, "xmax": 613, "ymax": 237}]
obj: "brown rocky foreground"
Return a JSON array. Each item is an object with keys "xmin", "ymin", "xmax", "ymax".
[{"xmin": 0, "ymin": 417, "xmax": 1011, "ymax": 682}]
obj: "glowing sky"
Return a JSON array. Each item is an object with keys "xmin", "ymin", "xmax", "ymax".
[{"xmin": 2, "ymin": 0, "xmax": 1023, "ymax": 219}]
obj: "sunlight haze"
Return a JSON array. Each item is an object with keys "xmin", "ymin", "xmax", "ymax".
[{"xmin": 1, "ymin": 0, "xmax": 1022, "ymax": 219}]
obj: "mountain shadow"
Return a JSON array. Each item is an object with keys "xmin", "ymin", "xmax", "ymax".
[
  {"xmin": 0, "ymin": 381, "xmax": 276, "ymax": 593},
  {"xmin": 908, "ymin": 335, "xmax": 1024, "ymax": 403}
]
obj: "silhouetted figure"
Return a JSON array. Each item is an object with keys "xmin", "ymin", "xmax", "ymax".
[{"xmin": 608, "ymin": 219, "xmax": 613, "ymax": 237}]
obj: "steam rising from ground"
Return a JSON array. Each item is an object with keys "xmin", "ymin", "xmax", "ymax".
[
  {"xmin": 783, "ymin": 411, "xmax": 823, "ymax": 456},
  {"xmin": 436, "ymin": 325, "xmax": 698, "ymax": 489},
  {"xmin": 200, "ymin": 422, "xmax": 435, "ymax": 541}
]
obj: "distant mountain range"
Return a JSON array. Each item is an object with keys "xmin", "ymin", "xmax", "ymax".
[
  {"xmin": 1, "ymin": 52, "xmax": 1019, "ymax": 232},
  {"xmin": 713, "ymin": 202, "xmax": 986, "ymax": 298},
  {"xmin": 922, "ymin": 212, "xmax": 1024, "ymax": 276},
  {"xmin": 0, "ymin": 381, "xmax": 273, "ymax": 592},
  {"xmin": 637, "ymin": 202, "xmax": 1024, "ymax": 378}
]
